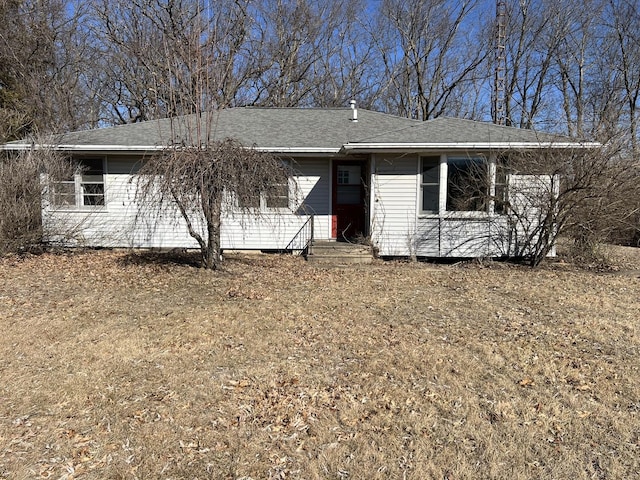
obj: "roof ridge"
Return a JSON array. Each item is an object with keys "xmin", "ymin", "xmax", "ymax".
[{"xmin": 241, "ymin": 106, "xmax": 351, "ymax": 111}]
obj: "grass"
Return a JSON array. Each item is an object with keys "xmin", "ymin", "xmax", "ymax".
[{"xmin": 0, "ymin": 247, "xmax": 639, "ymax": 479}]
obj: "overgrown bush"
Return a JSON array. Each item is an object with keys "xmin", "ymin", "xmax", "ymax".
[
  {"xmin": 502, "ymin": 143, "xmax": 640, "ymax": 266},
  {"xmin": 135, "ymin": 138, "xmax": 291, "ymax": 270},
  {"xmin": 0, "ymin": 145, "xmax": 71, "ymax": 253}
]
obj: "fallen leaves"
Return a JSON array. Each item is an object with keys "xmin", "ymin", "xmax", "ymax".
[
  {"xmin": 519, "ymin": 377, "xmax": 535, "ymax": 387},
  {"xmin": 0, "ymin": 249, "xmax": 639, "ymax": 478}
]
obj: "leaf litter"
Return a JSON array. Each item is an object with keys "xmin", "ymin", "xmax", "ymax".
[{"xmin": 0, "ymin": 246, "xmax": 639, "ymax": 478}]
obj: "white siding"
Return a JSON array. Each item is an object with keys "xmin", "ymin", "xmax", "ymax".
[
  {"xmin": 370, "ymin": 154, "xmax": 518, "ymax": 258},
  {"xmin": 439, "ymin": 218, "xmax": 492, "ymax": 257},
  {"xmin": 43, "ymin": 156, "xmax": 332, "ymax": 250},
  {"xmin": 42, "ymin": 154, "xmax": 554, "ymax": 258},
  {"xmin": 370, "ymin": 154, "xmax": 419, "ymax": 256},
  {"xmin": 291, "ymin": 157, "xmax": 332, "ymax": 241},
  {"xmin": 414, "ymin": 218, "xmax": 440, "ymax": 256},
  {"xmin": 506, "ymin": 174, "xmax": 556, "ymax": 257},
  {"xmin": 42, "ymin": 156, "xmax": 145, "ymax": 247},
  {"xmin": 220, "ymin": 158, "xmax": 331, "ymax": 249}
]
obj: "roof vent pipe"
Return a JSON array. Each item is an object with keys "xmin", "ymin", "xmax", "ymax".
[{"xmin": 350, "ymin": 99, "xmax": 358, "ymax": 122}]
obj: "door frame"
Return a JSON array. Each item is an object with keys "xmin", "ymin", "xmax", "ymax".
[{"xmin": 331, "ymin": 159, "xmax": 369, "ymax": 240}]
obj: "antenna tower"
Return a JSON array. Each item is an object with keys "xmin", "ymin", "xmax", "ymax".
[{"xmin": 493, "ymin": 0, "xmax": 507, "ymax": 125}]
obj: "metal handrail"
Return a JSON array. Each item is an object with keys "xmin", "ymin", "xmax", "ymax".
[{"xmin": 285, "ymin": 215, "xmax": 314, "ymax": 255}]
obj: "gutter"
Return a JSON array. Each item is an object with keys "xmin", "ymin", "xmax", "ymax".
[
  {"xmin": 2, "ymin": 141, "xmax": 601, "ymax": 155},
  {"xmin": 340, "ymin": 141, "xmax": 602, "ymax": 153},
  {"xmin": 0, "ymin": 144, "xmax": 167, "ymax": 152},
  {"xmin": 0, "ymin": 144, "xmax": 343, "ymax": 155}
]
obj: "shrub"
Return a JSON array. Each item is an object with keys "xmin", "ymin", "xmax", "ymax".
[{"xmin": 0, "ymin": 145, "xmax": 71, "ymax": 253}]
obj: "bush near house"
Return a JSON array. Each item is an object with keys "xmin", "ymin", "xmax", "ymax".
[{"xmin": 0, "ymin": 147, "xmax": 71, "ymax": 253}]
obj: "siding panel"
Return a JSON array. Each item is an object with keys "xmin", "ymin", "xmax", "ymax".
[
  {"xmin": 43, "ymin": 156, "xmax": 332, "ymax": 250},
  {"xmin": 371, "ymin": 155, "xmax": 418, "ymax": 256}
]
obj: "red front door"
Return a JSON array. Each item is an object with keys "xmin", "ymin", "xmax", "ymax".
[{"xmin": 332, "ymin": 161, "xmax": 366, "ymax": 241}]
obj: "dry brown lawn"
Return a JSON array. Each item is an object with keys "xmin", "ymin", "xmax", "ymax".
[{"xmin": 0, "ymin": 247, "xmax": 639, "ymax": 479}]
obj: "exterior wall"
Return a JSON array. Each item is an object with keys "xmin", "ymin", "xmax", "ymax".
[
  {"xmin": 419, "ymin": 216, "xmax": 509, "ymax": 257},
  {"xmin": 506, "ymin": 174, "xmax": 557, "ymax": 257},
  {"xmin": 370, "ymin": 154, "xmax": 527, "ymax": 258},
  {"xmin": 291, "ymin": 157, "xmax": 332, "ymax": 241},
  {"xmin": 220, "ymin": 157, "xmax": 332, "ymax": 249},
  {"xmin": 42, "ymin": 156, "xmax": 332, "ymax": 250},
  {"xmin": 370, "ymin": 154, "xmax": 419, "ymax": 256},
  {"xmin": 42, "ymin": 153, "xmax": 553, "ymax": 257},
  {"xmin": 42, "ymin": 156, "xmax": 143, "ymax": 247}
]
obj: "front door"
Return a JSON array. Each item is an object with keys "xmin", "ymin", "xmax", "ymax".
[{"xmin": 332, "ymin": 161, "xmax": 367, "ymax": 241}]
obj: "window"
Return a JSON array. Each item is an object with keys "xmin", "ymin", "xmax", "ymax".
[
  {"xmin": 51, "ymin": 158, "xmax": 105, "ymax": 208},
  {"xmin": 336, "ymin": 164, "xmax": 362, "ymax": 205},
  {"xmin": 265, "ymin": 181, "xmax": 289, "ymax": 208},
  {"xmin": 420, "ymin": 155, "xmax": 500, "ymax": 215},
  {"xmin": 420, "ymin": 156, "xmax": 440, "ymax": 213},
  {"xmin": 494, "ymin": 157, "xmax": 509, "ymax": 215},
  {"xmin": 237, "ymin": 162, "xmax": 291, "ymax": 210},
  {"xmin": 241, "ymin": 187, "xmax": 261, "ymax": 209},
  {"xmin": 446, "ymin": 157, "xmax": 487, "ymax": 212}
]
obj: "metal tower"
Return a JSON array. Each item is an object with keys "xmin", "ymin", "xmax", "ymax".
[{"xmin": 493, "ymin": 0, "xmax": 507, "ymax": 125}]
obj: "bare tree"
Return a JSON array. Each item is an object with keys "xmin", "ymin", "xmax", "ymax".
[
  {"xmin": 499, "ymin": 142, "xmax": 638, "ymax": 266},
  {"xmin": 306, "ymin": 0, "xmax": 380, "ymax": 108},
  {"xmin": 606, "ymin": 0, "xmax": 640, "ymax": 156},
  {"xmin": 91, "ymin": 0, "xmax": 257, "ymax": 124},
  {"xmin": 552, "ymin": 0, "xmax": 603, "ymax": 137},
  {"xmin": 372, "ymin": 0, "xmax": 487, "ymax": 120},
  {"xmin": 135, "ymin": 139, "xmax": 290, "ymax": 269},
  {"xmin": 0, "ymin": 0, "xmax": 94, "ymax": 141},
  {"xmin": 501, "ymin": 0, "xmax": 568, "ymax": 129},
  {"xmin": 243, "ymin": 0, "xmax": 358, "ymax": 107},
  {"xmin": 0, "ymin": 143, "xmax": 72, "ymax": 253},
  {"xmin": 547, "ymin": 0, "xmax": 639, "ymax": 145},
  {"xmin": 124, "ymin": 0, "xmax": 294, "ymax": 270}
]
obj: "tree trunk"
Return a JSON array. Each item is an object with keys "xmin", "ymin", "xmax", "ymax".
[{"xmin": 203, "ymin": 208, "xmax": 222, "ymax": 270}]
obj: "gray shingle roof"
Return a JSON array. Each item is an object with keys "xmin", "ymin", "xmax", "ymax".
[
  {"xmin": 6, "ymin": 107, "xmax": 583, "ymax": 152},
  {"xmin": 351, "ymin": 116, "xmax": 566, "ymax": 144},
  {"xmin": 55, "ymin": 108, "xmax": 421, "ymax": 150}
]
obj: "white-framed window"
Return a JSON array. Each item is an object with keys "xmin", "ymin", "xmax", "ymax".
[
  {"xmin": 446, "ymin": 156, "xmax": 488, "ymax": 212},
  {"xmin": 420, "ymin": 155, "xmax": 498, "ymax": 215},
  {"xmin": 493, "ymin": 156, "xmax": 509, "ymax": 215},
  {"xmin": 239, "ymin": 187, "xmax": 291, "ymax": 210},
  {"xmin": 265, "ymin": 180, "xmax": 290, "ymax": 209},
  {"xmin": 237, "ymin": 160, "xmax": 291, "ymax": 210},
  {"xmin": 241, "ymin": 187, "xmax": 262, "ymax": 209},
  {"xmin": 420, "ymin": 156, "xmax": 440, "ymax": 213},
  {"xmin": 51, "ymin": 158, "xmax": 105, "ymax": 208}
]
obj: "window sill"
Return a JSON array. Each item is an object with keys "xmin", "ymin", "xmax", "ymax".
[
  {"xmin": 229, "ymin": 207, "xmax": 292, "ymax": 214},
  {"xmin": 47, "ymin": 206, "xmax": 107, "ymax": 213},
  {"xmin": 418, "ymin": 211, "xmax": 494, "ymax": 220}
]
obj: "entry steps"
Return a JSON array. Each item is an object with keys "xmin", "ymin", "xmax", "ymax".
[{"xmin": 306, "ymin": 240, "xmax": 373, "ymax": 264}]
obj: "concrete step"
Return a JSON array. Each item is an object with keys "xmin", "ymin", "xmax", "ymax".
[
  {"xmin": 307, "ymin": 254, "xmax": 373, "ymax": 264},
  {"xmin": 306, "ymin": 240, "xmax": 373, "ymax": 264}
]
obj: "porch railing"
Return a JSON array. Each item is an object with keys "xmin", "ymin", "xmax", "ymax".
[{"xmin": 285, "ymin": 215, "xmax": 314, "ymax": 256}]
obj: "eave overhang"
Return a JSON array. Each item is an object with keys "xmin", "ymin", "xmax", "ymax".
[
  {"xmin": 340, "ymin": 141, "xmax": 602, "ymax": 154},
  {"xmin": 2, "ymin": 141, "xmax": 602, "ymax": 156},
  {"xmin": 0, "ymin": 144, "xmax": 343, "ymax": 156}
]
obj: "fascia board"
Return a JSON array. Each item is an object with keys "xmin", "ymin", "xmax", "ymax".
[
  {"xmin": 0, "ymin": 144, "xmax": 166, "ymax": 152},
  {"xmin": 255, "ymin": 147, "xmax": 341, "ymax": 154},
  {"xmin": 340, "ymin": 142, "xmax": 602, "ymax": 153},
  {"xmin": 1, "ymin": 144, "xmax": 342, "ymax": 155}
]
